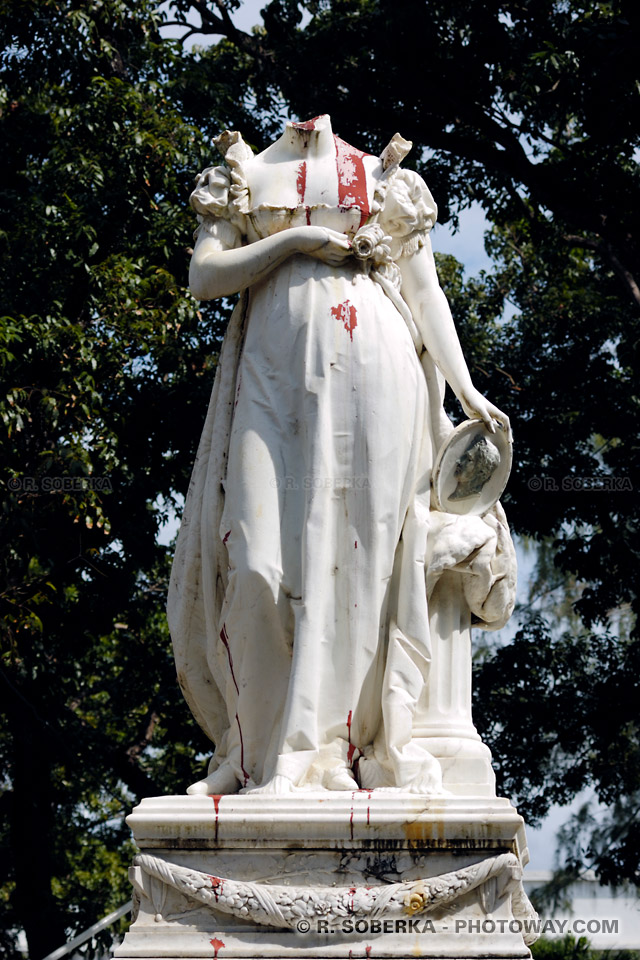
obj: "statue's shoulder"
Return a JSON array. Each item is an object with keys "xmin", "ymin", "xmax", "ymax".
[{"xmin": 189, "ymin": 131, "xmax": 254, "ymax": 237}]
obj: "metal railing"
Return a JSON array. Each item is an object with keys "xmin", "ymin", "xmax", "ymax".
[{"xmin": 41, "ymin": 901, "xmax": 132, "ymax": 960}]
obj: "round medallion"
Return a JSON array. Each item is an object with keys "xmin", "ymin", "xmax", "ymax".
[{"xmin": 433, "ymin": 419, "xmax": 512, "ymax": 516}]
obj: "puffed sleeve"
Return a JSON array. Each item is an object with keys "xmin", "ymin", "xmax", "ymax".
[
  {"xmin": 190, "ymin": 165, "xmax": 244, "ymax": 251},
  {"xmin": 378, "ymin": 169, "xmax": 438, "ymax": 261}
]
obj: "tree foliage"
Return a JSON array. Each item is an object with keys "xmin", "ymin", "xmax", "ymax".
[
  {"xmin": 470, "ymin": 206, "xmax": 639, "ymax": 888},
  {"xmin": 0, "ymin": 2, "xmax": 240, "ymax": 956},
  {"xmin": 530, "ymin": 935, "xmax": 640, "ymax": 960},
  {"xmin": 165, "ymin": 0, "xmax": 640, "ymax": 890},
  {"xmin": 2, "ymin": 0, "xmax": 639, "ymax": 956},
  {"xmin": 204, "ymin": 0, "xmax": 639, "ymax": 884},
  {"xmin": 163, "ymin": 0, "xmax": 640, "ymax": 623}
]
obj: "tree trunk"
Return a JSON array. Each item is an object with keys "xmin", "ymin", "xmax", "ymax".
[{"xmin": 6, "ymin": 674, "xmax": 67, "ymax": 960}]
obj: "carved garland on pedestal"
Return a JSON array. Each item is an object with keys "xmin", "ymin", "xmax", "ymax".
[{"xmin": 133, "ymin": 852, "xmax": 538, "ymax": 944}]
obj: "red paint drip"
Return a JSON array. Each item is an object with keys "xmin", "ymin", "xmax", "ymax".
[
  {"xmin": 331, "ymin": 300, "xmax": 358, "ymax": 341},
  {"xmin": 296, "ymin": 161, "xmax": 307, "ymax": 204},
  {"xmin": 347, "ymin": 710, "xmax": 356, "ymax": 766},
  {"xmin": 348, "ymin": 885, "xmax": 357, "ymax": 915},
  {"xmin": 208, "ymin": 876, "xmax": 225, "ymax": 902},
  {"xmin": 235, "ymin": 710, "xmax": 250, "ymax": 787},
  {"xmin": 219, "ymin": 625, "xmax": 239, "ymax": 696},
  {"xmin": 334, "ymin": 135, "xmax": 370, "ymax": 228},
  {"xmin": 208, "ymin": 794, "xmax": 222, "ymax": 840},
  {"xmin": 222, "ymin": 530, "xmax": 231, "ymax": 545},
  {"xmin": 219, "ymin": 625, "xmax": 250, "ymax": 786},
  {"xmin": 210, "ymin": 938, "xmax": 225, "ymax": 959},
  {"xmin": 295, "ymin": 160, "xmax": 312, "ymax": 224},
  {"xmin": 365, "ymin": 947, "xmax": 372, "ymax": 959},
  {"xmin": 354, "ymin": 540, "xmax": 358, "ymax": 549}
]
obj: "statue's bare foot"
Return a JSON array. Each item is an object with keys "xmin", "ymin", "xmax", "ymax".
[
  {"xmin": 186, "ymin": 763, "xmax": 240, "ymax": 796},
  {"xmin": 242, "ymin": 775, "xmax": 296, "ymax": 795},
  {"xmin": 324, "ymin": 765, "xmax": 359, "ymax": 790}
]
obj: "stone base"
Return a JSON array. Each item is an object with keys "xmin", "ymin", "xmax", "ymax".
[
  {"xmin": 116, "ymin": 794, "xmax": 536, "ymax": 960},
  {"xmin": 412, "ymin": 738, "xmax": 497, "ymax": 797}
]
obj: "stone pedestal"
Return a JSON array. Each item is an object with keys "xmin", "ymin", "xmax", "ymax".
[{"xmin": 115, "ymin": 794, "xmax": 537, "ymax": 960}]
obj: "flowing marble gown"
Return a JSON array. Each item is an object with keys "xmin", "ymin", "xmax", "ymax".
[{"xmin": 168, "ymin": 118, "xmax": 500, "ymax": 794}]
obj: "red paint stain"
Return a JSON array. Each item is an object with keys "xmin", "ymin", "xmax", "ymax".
[
  {"xmin": 208, "ymin": 876, "xmax": 225, "ymax": 902},
  {"xmin": 210, "ymin": 938, "xmax": 225, "ymax": 958},
  {"xmin": 208, "ymin": 794, "xmax": 223, "ymax": 840},
  {"xmin": 334, "ymin": 136, "xmax": 370, "ymax": 227},
  {"xmin": 295, "ymin": 160, "xmax": 312, "ymax": 223},
  {"xmin": 219, "ymin": 625, "xmax": 239, "ymax": 696},
  {"xmin": 222, "ymin": 530, "xmax": 231, "ymax": 545},
  {"xmin": 235, "ymin": 710, "xmax": 249, "ymax": 787},
  {"xmin": 291, "ymin": 116, "xmax": 322, "ymax": 131},
  {"xmin": 365, "ymin": 947, "xmax": 372, "ymax": 959},
  {"xmin": 348, "ymin": 884, "xmax": 357, "ymax": 915},
  {"xmin": 331, "ymin": 300, "xmax": 358, "ymax": 341},
  {"xmin": 296, "ymin": 161, "xmax": 307, "ymax": 203},
  {"xmin": 219, "ymin": 625, "xmax": 250, "ymax": 787},
  {"xmin": 349, "ymin": 788, "xmax": 362, "ymax": 840},
  {"xmin": 354, "ymin": 540, "xmax": 358, "ymax": 549},
  {"xmin": 347, "ymin": 710, "xmax": 357, "ymax": 766}
]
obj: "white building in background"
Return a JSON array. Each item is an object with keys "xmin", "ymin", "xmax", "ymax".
[{"xmin": 524, "ymin": 871, "xmax": 640, "ymax": 950}]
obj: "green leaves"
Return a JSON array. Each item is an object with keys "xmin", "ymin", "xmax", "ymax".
[
  {"xmin": 0, "ymin": 3, "xmax": 228, "ymax": 956},
  {"xmin": 2, "ymin": 2, "xmax": 639, "ymax": 954},
  {"xmin": 235, "ymin": 0, "xmax": 639, "ymax": 895}
]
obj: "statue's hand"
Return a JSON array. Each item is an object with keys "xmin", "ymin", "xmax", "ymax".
[
  {"xmin": 297, "ymin": 226, "xmax": 352, "ymax": 265},
  {"xmin": 459, "ymin": 386, "xmax": 511, "ymax": 437}
]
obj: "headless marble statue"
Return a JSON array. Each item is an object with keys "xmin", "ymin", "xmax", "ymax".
[{"xmin": 167, "ymin": 115, "xmax": 515, "ymax": 798}]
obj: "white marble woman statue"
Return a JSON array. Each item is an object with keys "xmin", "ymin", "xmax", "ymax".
[{"xmin": 168, "ymin": 115, "xmax": 512, "ymax": 797}]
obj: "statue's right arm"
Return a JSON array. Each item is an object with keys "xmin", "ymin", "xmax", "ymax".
[{"xmin": 189, "ymin": 225, "xmax": 351, "ymax": 300}]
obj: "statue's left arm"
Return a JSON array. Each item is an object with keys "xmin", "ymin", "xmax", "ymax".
[{"xmin": 398, "ymin": 236, "xmax": 510, "ymax": 436}]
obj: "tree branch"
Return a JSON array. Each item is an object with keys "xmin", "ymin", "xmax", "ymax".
[
  {"xmin": 126, "ymin": 709, "xmax": 161, "ymax": 762},
  {"xmin": 563, "ymin": 235, "xmax": 640, "ymax": 309},
  {"xmin": 182, "ymin": 0, "xmax": 266, "ymax": 57},
  {"xmin": 424, "ymin": 124, "xmax": 640, "ymax": 309}
]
